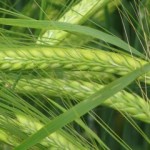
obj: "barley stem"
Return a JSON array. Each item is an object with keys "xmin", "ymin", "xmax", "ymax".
[{"xmin": 38, "ymin": 0, "xmax": 121, "ymax": 45}]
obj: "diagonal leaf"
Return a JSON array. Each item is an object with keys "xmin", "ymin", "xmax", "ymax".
[{"xmin": 15, "ymin": 63, "xmax": 150, "ymax": 150}]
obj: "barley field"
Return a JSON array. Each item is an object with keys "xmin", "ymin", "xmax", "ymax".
[{"xmin": 0, "ymin": 0, "xmax": 150, "ymax": 150}]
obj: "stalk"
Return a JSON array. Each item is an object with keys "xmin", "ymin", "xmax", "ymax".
[
  {"xmin": 2, "ymin": 77, "xmax": 150, "ymax": 123},
  {"xmin": 62, "ymin": 0, "xmax": 121, "ymax": 46},
  {"xmin": 38, "ymin": 0, "xmax": 121, "ymax": 45}
]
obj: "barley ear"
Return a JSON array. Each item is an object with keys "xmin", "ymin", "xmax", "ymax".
[{"xmin": 4, "ymin": 77, "xmax": 150, "ymax": 123}]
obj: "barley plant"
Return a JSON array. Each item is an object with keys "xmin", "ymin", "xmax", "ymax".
[{"xmin": 0, "ymin": 0, "xmax": 150, "ymax": 149}]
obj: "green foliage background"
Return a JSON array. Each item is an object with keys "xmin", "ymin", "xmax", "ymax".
[{"xmin": 0, "ymin": 0, "xmax": 150, "ymax": 149}]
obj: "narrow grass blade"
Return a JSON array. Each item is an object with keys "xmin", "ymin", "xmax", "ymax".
[{"xmin": 0, "ymin": 18, "xmax": 144, "ymax": 58}]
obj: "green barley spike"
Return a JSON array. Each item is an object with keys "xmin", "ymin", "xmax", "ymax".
[
  {"xmin": 3, "ymin": 77, "xmax": 150, "ymax": 123},
  {"xmin": 0, "ymin": 114, "xmax": 85, "ymax": 149},
  {"xmin": 0, "ymin": 47, "xmax": 149, "ymax": 82}
]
